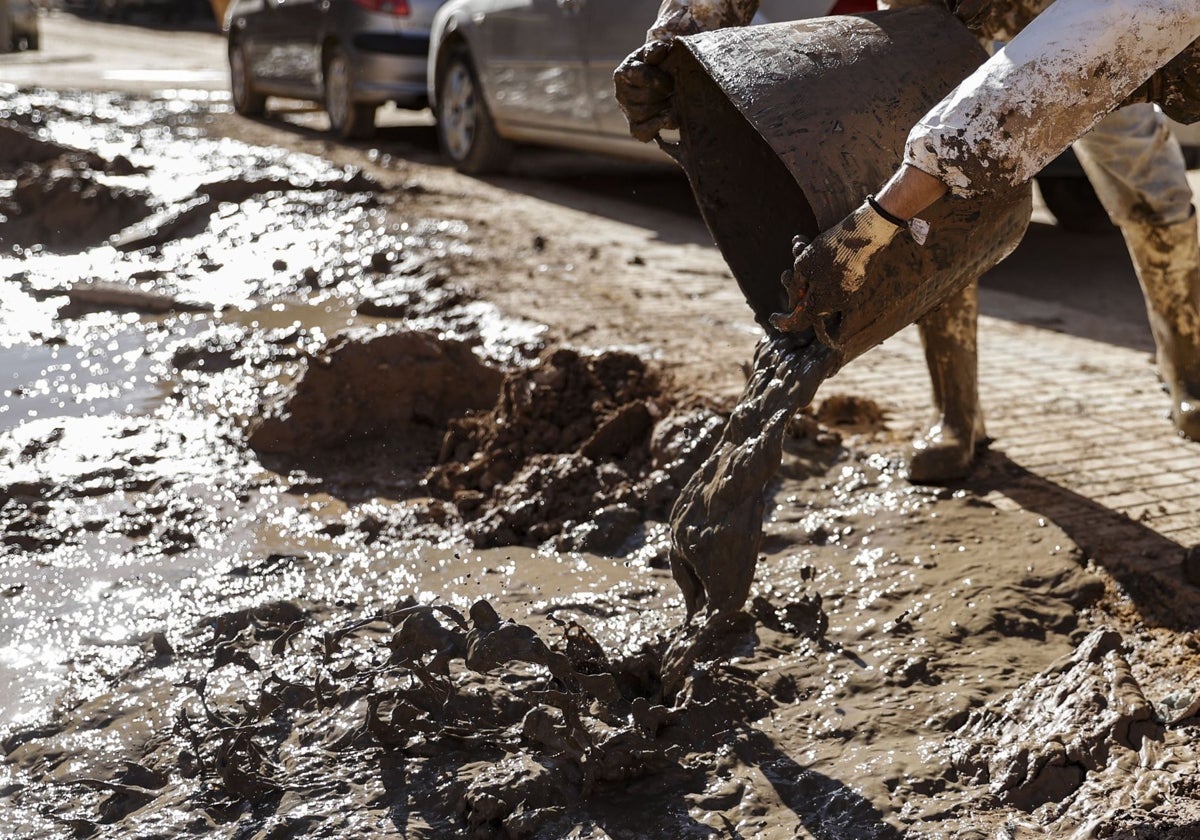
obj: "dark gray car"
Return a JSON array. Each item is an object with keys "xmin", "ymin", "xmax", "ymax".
[
  {"xmin": 2, "ymin": 0, "xmax": 39, "ymax": 51},
  {"xmin": 226, "ymin": 0, "xmax": 445, "ymax": 140}
]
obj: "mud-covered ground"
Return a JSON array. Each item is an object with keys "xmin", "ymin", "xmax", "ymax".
[{"xmin": 3, "ymin": 86, "xmax": 1200, "ymax": 839}]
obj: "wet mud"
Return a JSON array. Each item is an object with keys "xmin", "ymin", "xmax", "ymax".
[
  {"xmin": 3, "ymin": 87, "xmax": 1200, "ymax": 839},
  {"xmin": 250, "ymin": 326, "xmax": 720, "ymax": 553},
  {"xmin": 0, "ymin": 122, "xmax": 149, "ymax": 251}
]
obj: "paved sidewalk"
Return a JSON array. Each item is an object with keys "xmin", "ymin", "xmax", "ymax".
[{"xmin": 820, "ymin": 283, "xmax": 1200, "ymax": 605}]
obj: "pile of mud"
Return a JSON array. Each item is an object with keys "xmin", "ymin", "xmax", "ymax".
[
  {"xmin": 0, "ymin": 123, "xmax": 150, "ymax": 251},
  {"xmin": 252, "ymin": 329, "xmax": 727, "ymax": 554}
]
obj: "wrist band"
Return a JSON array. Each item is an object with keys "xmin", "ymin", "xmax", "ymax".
[
  {"xmin": 867, "ymin": 194, "xmax": 930, "ymax": 246},
  {"xmin": 866, "ymin": 194, "xmax": 908, "ymax": 229}
]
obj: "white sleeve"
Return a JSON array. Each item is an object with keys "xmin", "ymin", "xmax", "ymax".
[{"xmin": 905, "ymin": 0, "xmax": 1200, "ymax": 196}]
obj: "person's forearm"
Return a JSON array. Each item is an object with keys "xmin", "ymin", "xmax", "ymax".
[
  {"xmin": 906, "ymin": 0, "xmax": 1200, "ymax": 197},
  {"xmin": 648, "ymin": 0, "xmax": 759, "ymax": 42},
  {"xmin": 874, "ymin": 164, "xmax": 948, "ymax": 222}
]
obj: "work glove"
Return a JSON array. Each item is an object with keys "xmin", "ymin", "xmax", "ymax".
[
  {"xmin": 1125, "ymin": 39, "xmax": 1200, "ymax": 126},
  {"xmin": 769, "ymin": 198, "xmax": 912, "ymax": 345},
  {"xmin": 614, "ymin": 39, "xmax": 676, "ymax": 143},
  {"xmin": 950, "ymin": 0, "xmax": 992, "ymax": 28}
]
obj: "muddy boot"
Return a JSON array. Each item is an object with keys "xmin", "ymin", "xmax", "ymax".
[
  {"xmin": 1122, "ymin": 211, "xmax": 1200, "ymax": 441},
  {"xmin": 908, "ymin": 280, "xmax": 986, "ymax": 484}
]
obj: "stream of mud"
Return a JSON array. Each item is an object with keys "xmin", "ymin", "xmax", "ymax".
[{"xmin": 3, "ymin": 86, "xmax": 1200, "ymax": 839}]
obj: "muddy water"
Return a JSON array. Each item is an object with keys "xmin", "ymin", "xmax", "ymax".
[
  {"xmin": 0, "ymin": 86, "xmax": 534, "ymax": 727},
  {"xmin": 3, "ymin": 87, "xmax": 1200, "ymax": 839}
]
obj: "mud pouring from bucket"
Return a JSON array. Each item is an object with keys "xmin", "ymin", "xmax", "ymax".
[{"xmin": 656, "ymin": 6, "xmax": 1032, "ymax": 691}]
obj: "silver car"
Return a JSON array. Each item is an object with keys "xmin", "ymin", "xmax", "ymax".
[
  {"xmin": 227, "ymin": 0, "xmax": 447, "ymax": 140},
  {"xmin": 426, "ymin": 0, "xmax": 841, "ymax": 173}
]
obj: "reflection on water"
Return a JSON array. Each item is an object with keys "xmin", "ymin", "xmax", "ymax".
[{"xmin": 0, "ymin": 87, "xmax": 493, "ymax": 729}]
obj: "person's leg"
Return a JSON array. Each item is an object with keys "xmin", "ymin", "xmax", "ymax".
[
  {"xmin": 909, "ymin": 279, "xmax": 986, "ymax": 484},
  {"xmin": 1073, "ymin": 104, "xmax": 1200, "ymax": 440}
]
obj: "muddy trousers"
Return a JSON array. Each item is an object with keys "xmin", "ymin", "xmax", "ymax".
[{"xmin": 910, "ymin": 104, "xmax": 1200, "ymax": 485}]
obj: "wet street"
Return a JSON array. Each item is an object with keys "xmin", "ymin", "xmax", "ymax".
[{"xmin": 3, "ymin": 10, "xmax": 1200, "ymax": 840}]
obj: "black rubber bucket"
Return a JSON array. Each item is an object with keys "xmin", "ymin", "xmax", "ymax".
[{"xmin": 662, "ymin": 6, "xmax": 1032, "ymax": 366}]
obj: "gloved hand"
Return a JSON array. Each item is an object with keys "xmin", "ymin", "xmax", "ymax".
[
  {"xmin": 769, "ymin": 199, "xmax": 905, "ymax": 343},
  {"xmin": 613, "ymin": 39, "xmax": 676, "ymax": 143},
  {"xmin": 1125, "ymin": 39, "xmax": 1200, "ymax": 126}
]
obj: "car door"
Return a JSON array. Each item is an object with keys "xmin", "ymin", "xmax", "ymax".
[
  {"xmin": 577, "ymin": 0, "xmax": 663, "ymax": 138},
  {"xmin": 254, "ymin": 0, "xmax": 325, "ymax": 94},
  {"xmin": 474, "ymin": 0, "xmax": 592, "ymax": 132},
  {"xmin": 580, "ymin": 0, "xmax": 840, "ymax": 139}
]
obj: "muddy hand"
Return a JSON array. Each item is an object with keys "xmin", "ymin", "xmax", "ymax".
[
  {"xmin": 614, "ymin": 40, "xmax": 676, "ymax": 143},
  {"xmin": 769, "ymin": 198, "xmax": 906, "ymax": 345},
  {"xmin": 950, "ymin": 0, "xmax": 994, "ymax": 29},
  {"xmin": 1124, "ymin": 39, "xmax": 1200, "ymax": 125}
]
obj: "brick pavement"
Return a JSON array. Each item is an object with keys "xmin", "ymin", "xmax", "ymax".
[{"xmin": 820, "ymin": 290, "xmax": 1200, "ymax": 556}]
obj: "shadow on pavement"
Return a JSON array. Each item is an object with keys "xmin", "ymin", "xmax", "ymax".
[
  {"xmin": 966, "ymin": 449, "xmax": 1200, "ymax": 632},
  {"xmin": 981, "ymin": 220, "xmax": 1154, "ymax": 352}
]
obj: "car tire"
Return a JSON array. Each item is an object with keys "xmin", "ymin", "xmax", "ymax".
[
  {"xmin": 229, "ymin": 40, "xmax": 267, "ymax": 117},
  {"xmin": 435, "ymin": 44, "xmax": 511, "ymax": 175},
  {"xmin": 324, "ymin": 45, "xmax": 376, "ymax": 141},
  {"xmin": 1035, "ymin": 175, "xmax": 1115, "ymax": 235}
]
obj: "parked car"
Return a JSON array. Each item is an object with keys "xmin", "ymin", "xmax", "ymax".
[
  {"xmin": 5, "ymin": 0, "xmax": 39, "ymax": 51},
  {"xmin": 426, "ymin": 0, "xmax": 860, "ymax": 174},
  {"xmin": 427, "ymin": 0, "xmax": 1199, "ymax": 231},
  {"xmin": 226, "ymin": 0, "xmax": 445, "ymax": 140}
]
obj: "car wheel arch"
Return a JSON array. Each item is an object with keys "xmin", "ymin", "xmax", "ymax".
[
  {"xmin": 322, "ymin": 39, "xmax": 377, "ymax": 140},
  {"xmin": 431, "ymin": 29, "xmax": 469, "ymax": 114},
  {"xmin": 434, "ymin": 38, "xmax": 512, "ymax": 174}
]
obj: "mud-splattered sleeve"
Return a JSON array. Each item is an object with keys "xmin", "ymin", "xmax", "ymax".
[
  {"xmin": 647, "ymin": 0, "xmax": 760, "ymax": 42},
  {"xmin": 905, "ymin": 0, "xmax": 1200, "ymax": 197}
]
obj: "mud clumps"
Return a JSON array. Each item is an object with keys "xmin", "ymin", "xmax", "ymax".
[
  {"xmin": 1, "ymin": 596, "xmax": 772, "ymax": 838},
  {"xmin": 248, "ymin": 327, "xmax": 504, "ymax": 455},
  {"xmin": 425, "ymin": 347, "xmax": 691, "ymax": 550},
  {"xmin": 0, "ymin": 122, "xmax": 149, "ymax": 251},
  {"xmin": 949, "ymin": 628, "xmax": 1159, "ymax": 811},
  {"xmin": 249, "ymin": 333, "xmax": 719, "ymax": 552}
]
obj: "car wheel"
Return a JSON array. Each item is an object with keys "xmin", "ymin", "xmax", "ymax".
[
  {"xmin": 1035, "ymin": 175, "xmax": 1114, "ymax": 235},
  {"xmin": 436, "ymin": 44, "xmax": 511, "ymax": 175},
  {"xmin": 229, "ymin": 40, "xmax": 267, "ymax": 117},
  {"xmin": 324, "ymin": 45, "xmax": 376, "ymax": 141}
]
